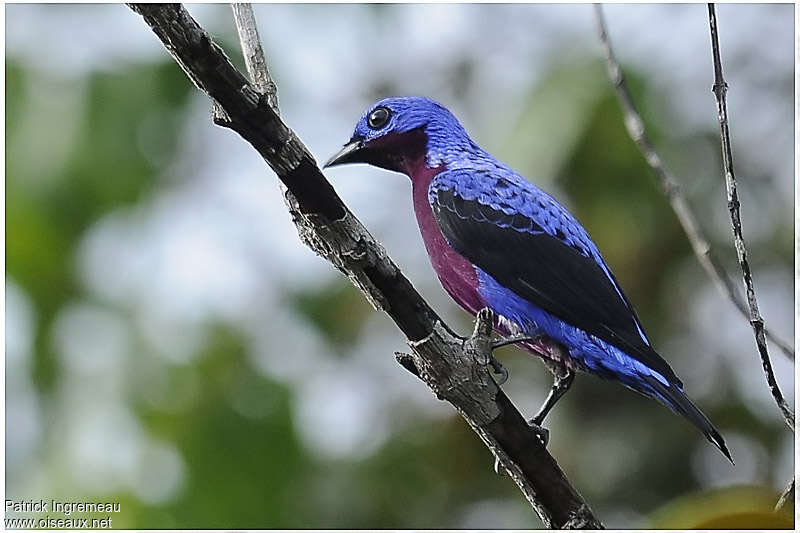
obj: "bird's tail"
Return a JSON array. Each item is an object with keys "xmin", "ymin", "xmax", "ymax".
[{"xmin": 639, "ymin": 375, "xmax": 733, "ymax": 464}]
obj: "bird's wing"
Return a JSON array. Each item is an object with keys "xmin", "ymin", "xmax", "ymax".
[{"xmin": 429, "ymin": 168, "xmax": 679, "ymax": 385}]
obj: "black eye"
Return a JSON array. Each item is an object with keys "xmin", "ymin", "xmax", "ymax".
[{"xmin": 368, "ymin": 106, "xmax": 391, "ymax": 129}]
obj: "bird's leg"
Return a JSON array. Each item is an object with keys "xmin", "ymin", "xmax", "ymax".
[
  {"xmin": 528, "ymin": 360, "xmax": 575, "ymax": 446},
  {"xmin": 530, "ymin": 370, "xmax": 575, "ymax": 426},
  {"xmin": 492, "ymin": 333, "xmax": 542, "ymax": 350},
  {"xmin": 489, "ymin": 332, "xmax": 574, "ymax": 446}
]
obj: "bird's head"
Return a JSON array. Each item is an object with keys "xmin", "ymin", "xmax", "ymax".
[{"xmin": 324, "ymin": 96, "xmax": 469, "ymax": 176}]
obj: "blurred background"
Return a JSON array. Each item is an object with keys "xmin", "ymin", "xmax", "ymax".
[{"xmin": 5, "ymin": 3, "xmax": 794, "ymax": 529}]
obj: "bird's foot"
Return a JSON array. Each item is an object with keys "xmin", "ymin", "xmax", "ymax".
[
  {"xmin": 484, "ymin": 333, "xmax": 545, "ymax": 386},
  {"xmin": 527, "ymin": 417, "xmax": 550, "ymax": 447},
  {"xmin": 466, "ymin": 308, "xmax": 495, "ymax": 366},
  {"xmin": 465, "ymin": 308, "xmax": 509, "ymax": 386},
  {"xmin": 488, "ymin": 356, "xmax": 509, "ymax": 386}
]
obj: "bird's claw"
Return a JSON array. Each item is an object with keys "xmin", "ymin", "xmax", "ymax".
[
  {"xmin": 493, "ymin": 455, "xmax": 505, "ymax": 476},
  {"xmin": 527, "ymin": 420, "xmax": 550, "ymax": 447},
  {"xmin": 477, "ymin": 307, "xmax": 495, "ymax": 324},
  {"xmin": 489, "ymin": 356, "xmax": 509, "ymax": 386}
]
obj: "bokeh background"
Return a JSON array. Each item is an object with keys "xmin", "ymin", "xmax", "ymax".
[{"xmin": 5, "ymin": 3, "xmax": 795, "ymax": 529}]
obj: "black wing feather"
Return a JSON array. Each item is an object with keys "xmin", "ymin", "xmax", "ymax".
[{"xmin": 432, "ymin": 187, "xmax": 680, "ymax": 385}]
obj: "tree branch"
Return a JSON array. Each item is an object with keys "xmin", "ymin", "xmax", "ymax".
[
  {"xmin": 231, "ymin": 3, "xmax": 278, "ymax": 113},
  {"xmin": 593, "ymin": 4, "xmax": 793, "ymax": 361},
  {"xmin": 706, "ymin": 3, "xmax": 794, "ymax": 433},
  {"xmin": 126, "ymin": 3, "xmax": 602, "ymax": 528},
  {"xmin": 775, "ymin": 478, "xmax": 794, "ymax": 513}
]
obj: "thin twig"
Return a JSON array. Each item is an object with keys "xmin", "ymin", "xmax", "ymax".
[
  {"xmin": 229, "ymin": 3, "xmax": 292, "ymax": 220},
  {"xmin": 231, "ymin": 3, "xmax": 279, "ymax": 113},
  {"xmin": 128, "ymin": 3, "xmax": 603, "ymax": 528},
  {"xmin": 775, "ymin": 478, "xmax": 794, "ymax": 513},
  {"xmin": 593, "ymin": 4, "xmax": 793, "ymax": 361},
  {"xmin": 706, "ymin": 3, "xmax": 794, "ymax": 431}
]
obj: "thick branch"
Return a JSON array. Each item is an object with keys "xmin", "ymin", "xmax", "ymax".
[
  {"xmin": 593, "ymin": 4, "xmax": 793, "ymax": 361},
  {"xmin": 127, "ymin": 3, "xmax": 602, "ymax": 528},
  {"xmin": 706, "ymin": 4, "xmax": 794, "ymax": 432}
]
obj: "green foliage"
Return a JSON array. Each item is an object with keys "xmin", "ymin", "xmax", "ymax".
[
  {"xmin": 6, "ymin": 58, "xmax": 193, "ymax": 391},
  {"xmin": 141, "ymin": 325, "xmax": 307, "ymax": 528},
  {"xmin": 291, "ymin": 281, "xmax": 372, "ymax": 350},
  {"xmin": 6, "ymin": 61, "xmax": 26, "ymax": 134}
]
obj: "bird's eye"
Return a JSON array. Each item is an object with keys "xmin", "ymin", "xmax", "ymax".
[{"xmin": 367, "ymin": 106, "xmax": 391, "ymax": 129}]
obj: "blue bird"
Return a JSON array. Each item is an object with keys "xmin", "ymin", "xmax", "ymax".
[{"xmin": 325, "ymin": 96, "xmax": 732, "ymax": 462}]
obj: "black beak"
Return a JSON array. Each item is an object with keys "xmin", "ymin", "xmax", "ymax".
[{"xmin": 323, "ymin": 139, "xmax": 365, "ymax": 169}]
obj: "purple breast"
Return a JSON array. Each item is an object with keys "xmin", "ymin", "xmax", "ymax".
[{"xmin": 409, "ymin": 164, "xmax": 486, "ymax": 316}]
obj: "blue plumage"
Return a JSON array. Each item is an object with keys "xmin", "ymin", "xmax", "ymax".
[
  {"xmin": 326, "ymin": 96, "xmax": 732, "ymax": 462},
  {"xmin": 429, "ymin": 168, "xmax": 634, "ymax": 306},
  {"xmin": 476, "ymin": 269, "xmax": 667, "ymax": 385}
]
